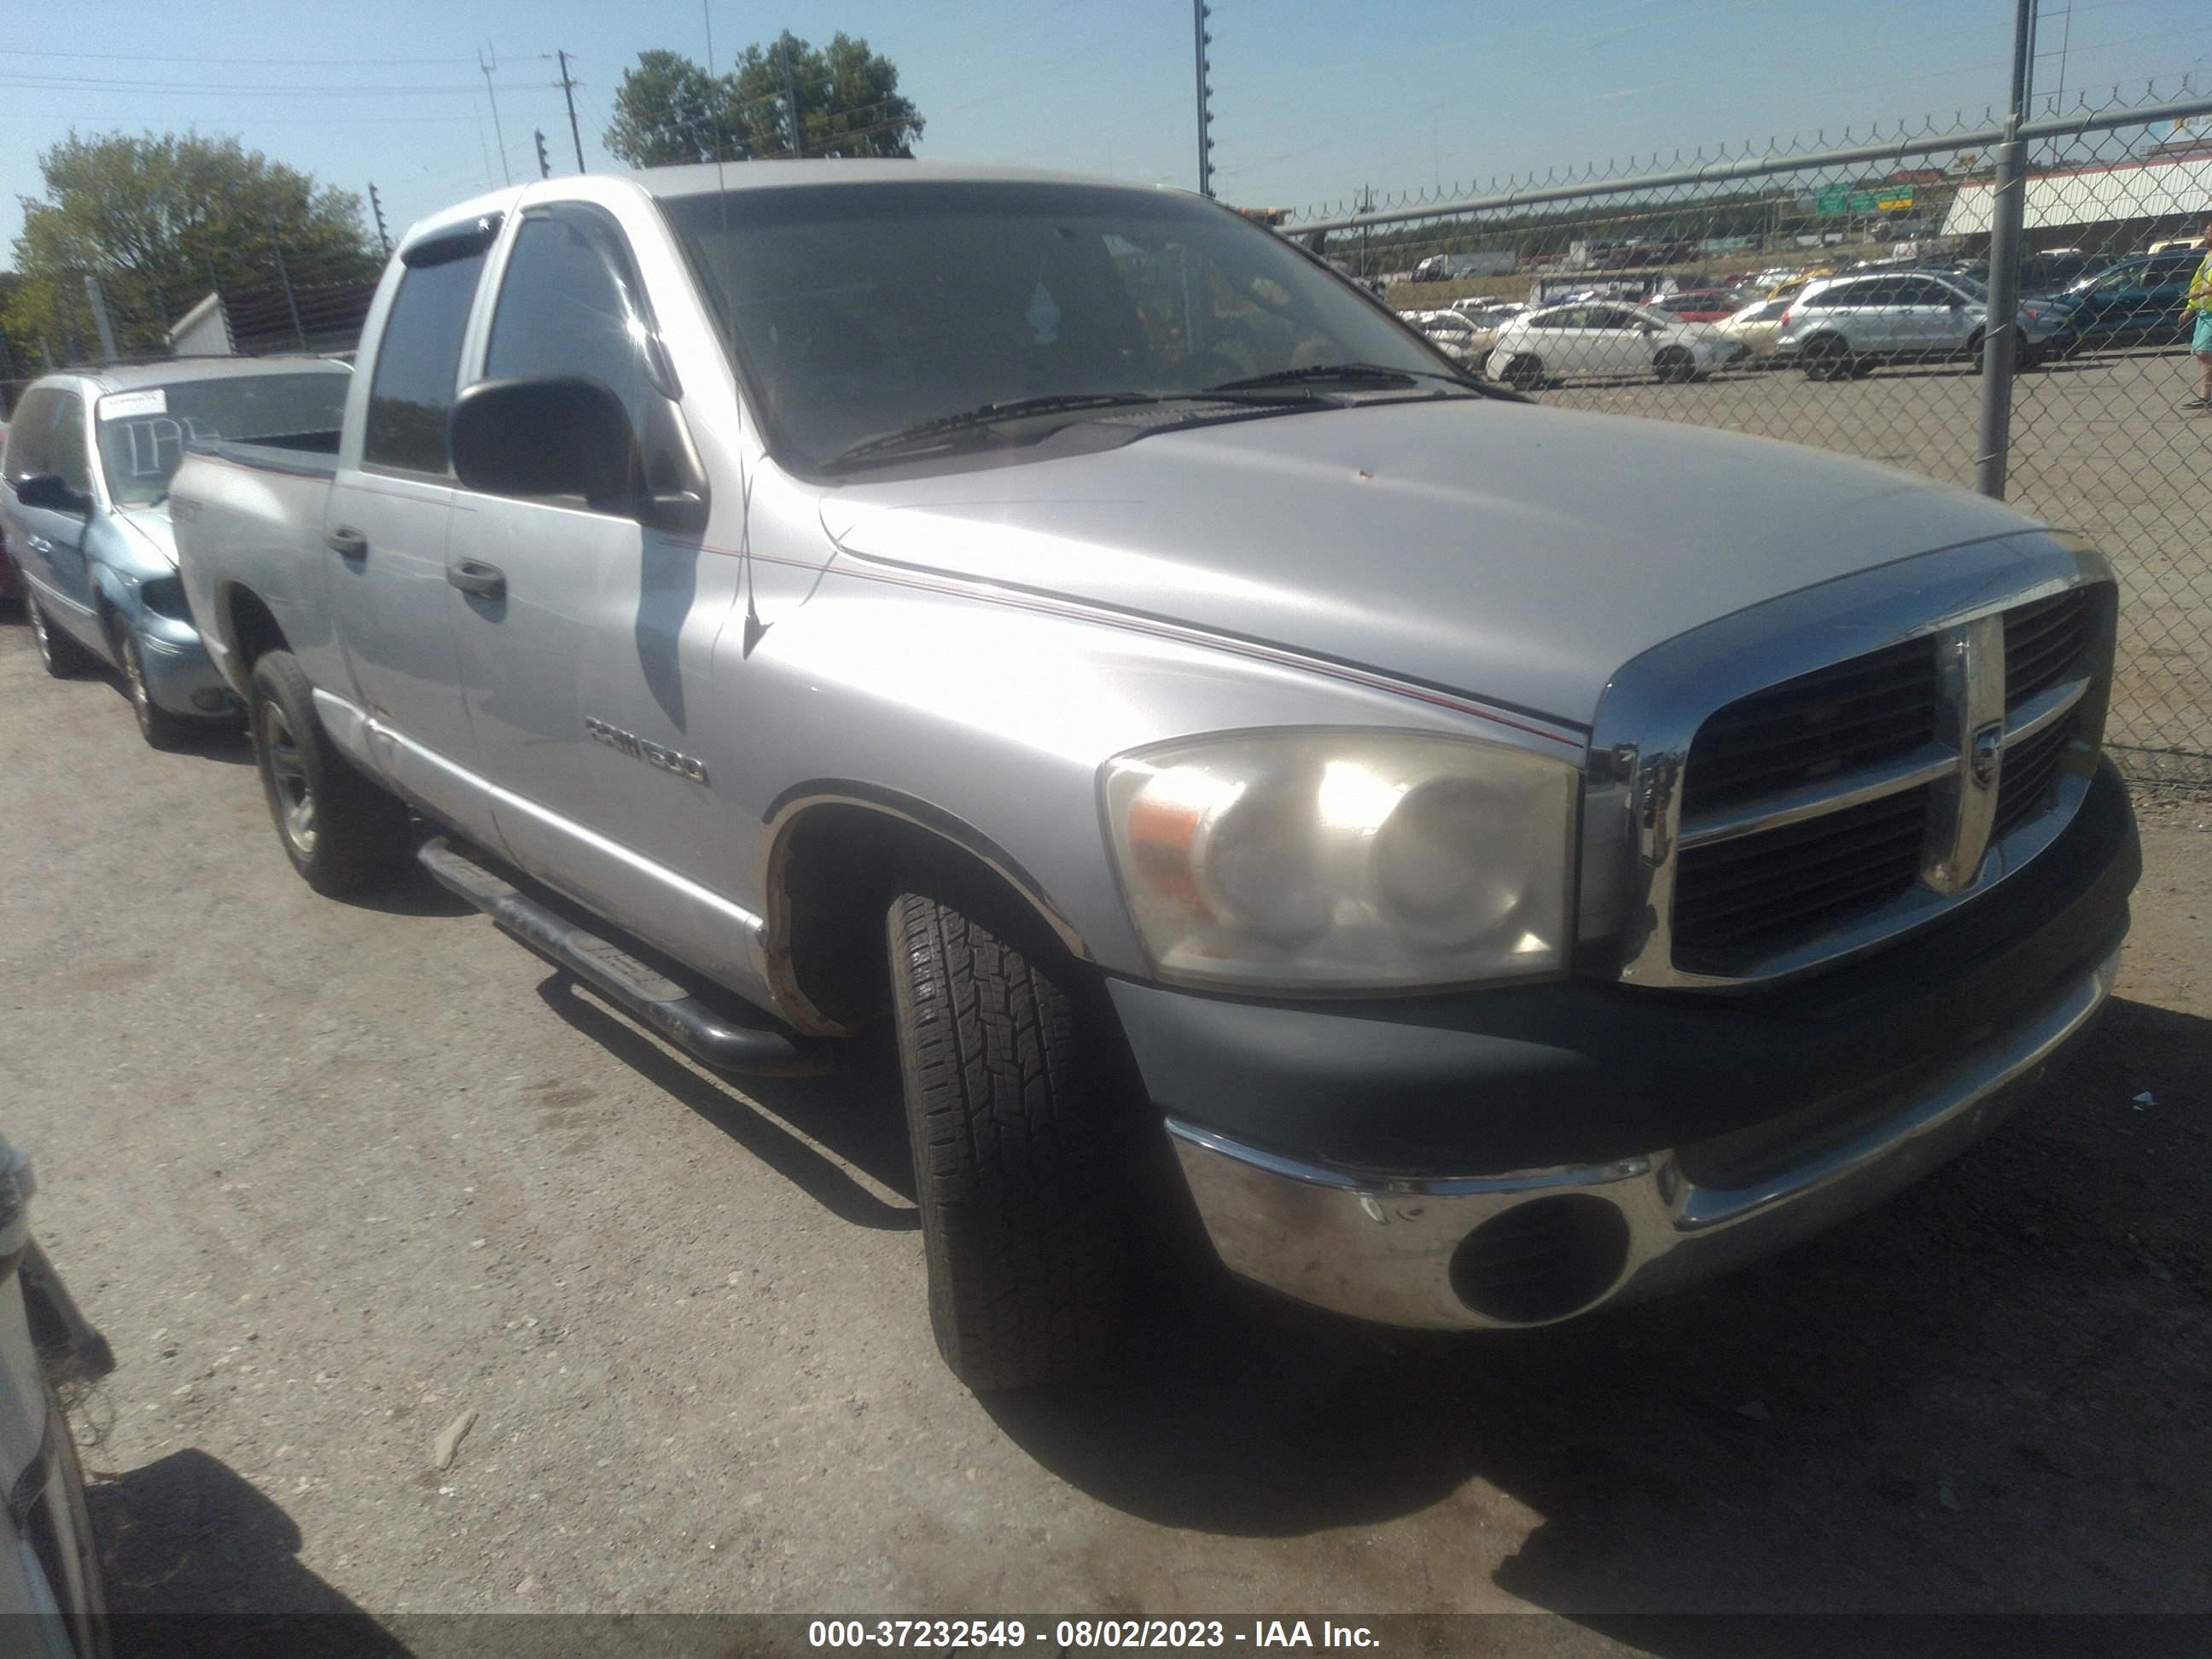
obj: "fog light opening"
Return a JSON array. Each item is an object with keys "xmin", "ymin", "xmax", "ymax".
[
  {"xmin": 1449, "ymin": 1193, "xmax": 1633, "ymax": 1324},
  {"xmin": 190, "ymin": 689, "xmax": 236, "ymax": 713}
]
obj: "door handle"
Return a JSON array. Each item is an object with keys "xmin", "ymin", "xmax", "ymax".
[
  {"xmin": 446, "ymin": 559, "xmax": 506, "ymax": 601},
  {"xmin": 26, "ymin": 536, "xmax": 55, "ymax": 556},
  {"xmin": 326, "ymin": 526, "xmax": 368, "ymax": 559}
]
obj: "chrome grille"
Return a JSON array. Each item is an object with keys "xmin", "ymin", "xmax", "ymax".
[
  {"xmin": 2004, "ymin": 590, "xmax": 2096, "ymax": 710},
  {"xmin": 1656, "ymin": 582, "xmax": 2110, "ymax": 981},
  {"xmin": 1992, "ymin": 714, "xmax": 2073, "ymax": 841},
  {"xmin": 1680, "ymin": 637, "xmax": 1937, "ymax": 814},
  {"xmin": 1674, "ymin": 786, "xmax": 1930, "ymax": 963}
]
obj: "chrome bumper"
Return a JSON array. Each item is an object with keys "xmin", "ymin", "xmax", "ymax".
[{"xmin": 1166, "ymin": 940, "xmax": 2122, "ymax": 1330}]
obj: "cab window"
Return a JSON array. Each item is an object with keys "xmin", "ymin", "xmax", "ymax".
[{"xmin": 364, "ymin": 244, "xmax": 490, "ymax": 475}]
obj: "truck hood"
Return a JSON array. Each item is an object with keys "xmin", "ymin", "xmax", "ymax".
[
  {"xmin": 110, "ymin": 504, "xmax": 178, "ymax": 568},
  {"xmin": 818, "ymin": 398, "xmax": 2037, "ymax": 730}
]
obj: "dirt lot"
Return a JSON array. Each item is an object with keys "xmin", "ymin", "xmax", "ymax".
[{"xmin": 1, "ymin": 591, "xmax": 2207, "ymax": 1648}]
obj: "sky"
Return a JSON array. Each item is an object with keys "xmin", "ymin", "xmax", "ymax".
[{"xmin": 4, "ymin": 0, "xmax": 2209, "ymax": 263}]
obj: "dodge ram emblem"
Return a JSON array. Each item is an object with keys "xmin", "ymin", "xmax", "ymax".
[{"xmin": 1970, "ymin": 722, "xmax": 2004, "ymax": 791}]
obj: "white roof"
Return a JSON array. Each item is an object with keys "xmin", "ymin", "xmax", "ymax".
[{"xmin": 1942, "ymin": 152, "xmax": 2212, "ymax": 236}]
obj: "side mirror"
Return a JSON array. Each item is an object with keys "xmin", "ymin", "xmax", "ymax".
[
  {"xmin": 10, "ymin": 473, "xmax": 88, "ymax": 515},
  {"xmin": 450, "ymin": 375, "xmax": 644, "ymax": 516}
]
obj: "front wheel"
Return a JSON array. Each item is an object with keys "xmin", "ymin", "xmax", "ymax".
[
  {"xmin": 248, "ymin": 649, "xmax": 411, "ymax": 895},
  {"xmin": 1503, "ymin": 354, "xmax": 1545, "ymax": 392},
  {"xmin": 115, "ymin": 627, "xmax": 193, "ymax": 749},
  {"xmin": 887, "ymin": 883, "xmax": 1126, "ymax": 1391},
  {"xmin": 1653, "ymin": 346, "xmax": 1697, "ymax": 384}
]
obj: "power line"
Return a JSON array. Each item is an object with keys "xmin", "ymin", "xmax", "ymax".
[
  {"xmin": 0, "ymin": 47, "xmax": 480, "ymax": 66},
  {"xmin": 0, "ymin": 72, "xmax": 542, "ymax": 96}
]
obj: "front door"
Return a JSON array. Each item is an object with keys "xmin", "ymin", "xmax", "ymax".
[
  {"xmin": 327, "ymin": 228, "xmax": 503, "ymax": 847},
  {"xmin": 446, "ymin": 202, "xmax": 745, "ymax": 978},
  {"xmin": 9, "ymin": 388, "xmax": 103, "ymax": 652}
]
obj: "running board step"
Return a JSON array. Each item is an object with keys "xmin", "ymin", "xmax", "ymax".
[{"xmin": 417, "ymin": 836, "xmax": 824, "ymax": 1076}]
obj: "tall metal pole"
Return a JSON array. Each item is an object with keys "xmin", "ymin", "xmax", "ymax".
[
  {"xmin": 558, "ymin": 49, "xmax": 587, "ymax": 172},
  {"xmin": 1193, "ymin": 0, "xmax": 1214, "ymax": 198},
  {"xmin": 779, "ymin": 38, "xmax": 803, "ymax": 157},
  {"xmin": 268, "ymin": 216, "xmax": 308, "ymax": 353},
  {"xmin": 82, "ymin": 275, "xmax": 119, "ymax": 363},
  {"xmin": 368, "ymin": 183, "xmax": 392, "ymax": 256},
  {"xmin": 480, "ymin": 47, "xmax": 513, "ymax": 185},
  {"xmin": 1975, "ymin": 0, "xmax": 2035, "ymax": 499}
]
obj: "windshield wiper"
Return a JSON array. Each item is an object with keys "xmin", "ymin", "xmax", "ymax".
[
  {"xmin": 830, "ymin": 393, "xmax": 1172, "ymax": 466},
  {"xmin": 1204, "ymin": 362, "xmax": 1466, "ymax": 393}
]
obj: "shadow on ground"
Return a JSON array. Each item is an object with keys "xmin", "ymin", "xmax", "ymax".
[
  {"xmin": 91, "ymin": 1447, "xmax": 409, "ymax": 1655},
  {"xmin": 534, "ymin": 971, "xmax": 919, "ymax": 1229},
  {"xmin": 980, "ymin": 996, "xmax": 2212, "ymax": 1622}
]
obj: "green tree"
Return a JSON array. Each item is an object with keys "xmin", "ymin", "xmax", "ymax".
[
  {"xmin": 602, "ymin": 32, "xmax": 923, "ymax": 168},
  {"xmin": 4, "ymin": 132, "xmax": 377, "ymax": 361}
]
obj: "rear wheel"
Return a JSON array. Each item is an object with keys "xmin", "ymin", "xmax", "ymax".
[
  {"xmin": 24, "ymin": 590, "xmax": 96, "ymax": 678},
  {"xmin": 248, "ymin": 649, "xmax": 411, "ymax": 895},
  {"xmin": 1503, "ymin": 354, "xmax": 1545, "ymax": 392},
  {"xmin": 1801, "ymin": 337, "xmax": 1853, "ymax": 381},
  {"xmin": 887, "ymin": 882, "xmax": 1127, "ymax": 1391}
]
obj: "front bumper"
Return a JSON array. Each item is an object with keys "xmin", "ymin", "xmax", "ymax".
[
  {"xmin": 1166, "ymin": 936, "xmax": 2118, "ymax": 1328},
  {"xmin": 1120, "ymin": 758, "xmax": 2137, "ymax": 1328},
  {"xmin": 134, "ymin": 613, "xmax": 240, "ymax": 718}
]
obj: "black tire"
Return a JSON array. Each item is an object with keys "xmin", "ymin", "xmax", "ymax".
[
  {"xmin": 1503, "ymin": 354, "xmax": 1545, "ymax": 393},
  {"xmin": 887, "ymin": 883, "xmax": 1126, "ymax": 1391},
  {"xmin": 1801, "ymin": 337, "xmax": 1853, "ymax": 381},
  {"xmin": 1653, "ymin": 346, "xmax": 1697, "ymax": 385},
  {"xmin": 1967, "ymin": 330, "xmax": 2029, "ymax": 375},
  {"xmin": 247, "ymin": 649, "xmax": 411, "ymax": 895},
  {"xmin": 24, "ymin": 589, "xmax": 97, "ymax": 678},
  {"xmin": 114, "ymin": 624, "xmax": 194, "ymax": 750}
]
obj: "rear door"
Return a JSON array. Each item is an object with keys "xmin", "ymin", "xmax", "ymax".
[
  {"xmin": 327, "ymin": 221, "xmax": 504, "ymax": 847},
  {"xmin": 447, "ymin": 201, "xmax": 740, "ymax": 969}
]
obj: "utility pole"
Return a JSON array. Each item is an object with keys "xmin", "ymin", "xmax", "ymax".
[
  {"xmin": 557, "ymin": 49, "xmax": 586, "ymax": 172},
  {"xmin": 534, "ymin": 129, "xmax": 551, "ymax": 179},
  {"xmin": 479, "ymin": 45, "xmax": 512, "ymax": 185},
  {"xmin": 368, "ymin": 183, "xmax": 392, "ymax": 256},
  {"xmin": 1975, "ymin": 0, "xmax": 2034, "ymax": 500},
  {"xmin": 82, "ymin": 275, "xmax": 119, "ymax": 364},
  {"xmin": 778, "ymin": 36, "xmax": 803, "ymax": 157},
  {"xmin": 1192, "ymin": 0, "xmax": 1215, "ymax": 197},
  {"xmin": 267, "ymin": 215, "xmax": 308, "ymax": 352}
]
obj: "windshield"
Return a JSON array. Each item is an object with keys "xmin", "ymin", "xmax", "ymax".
[
  {"xmin": 1950, "ymin": 275, "xmax": 1989, "ymax": 302},
  {"xmin": 661, "ymin": 181, "xmax": 1452, "ymax": 473},
  {"xmin": 97, "ymin": 371, "xmax": 349, "ymax": 505}
]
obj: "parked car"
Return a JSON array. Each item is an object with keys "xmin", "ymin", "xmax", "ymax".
[
  {"xmin": 1639, "ymin": 288, "xmax": 1749, "ymax": 323},
  {"xmin": 0, "ymin": 1132, "xmax": 114, "ymax": 1659},
  {"xmin": 176, "ymin": 162, "xmax": 2135, "ymax": 1393},
  {"xmin": 1, "ymin": 358, "xmax": 352, "ymax": 747},
  {"xmin": 2014, "ymin": 249, "xmax": 2115, "ymax": 299},
  {"xmin": 1713, "ymin": 294, "xmax": 1794, "ymax": 360},
  {"xmin": 1773, "ymin": 269, "xmax": 2064, "ymax": 379},
  {"xmin": 2040, "ymin": 250, "xmax": 2206, "ymax": 355},
  {"xmin": 1401, "ymin": 309, "xmax": 1484, "ymax": 367},
  {"xmin": 1484, "ymin": 300, "xmax": 1746, "ymax": 387}
]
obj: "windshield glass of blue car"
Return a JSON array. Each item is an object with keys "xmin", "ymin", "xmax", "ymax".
[
  {"xmin": 97, "ymin": 374, "xmax": 351, "ymax": 506},
  {"xmin": 662, "ymin": 181, "xmax": 1458, "ymax": 472}
]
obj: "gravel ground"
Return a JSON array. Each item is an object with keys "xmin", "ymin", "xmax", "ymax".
[{"xmin": 0, "ymin": 597, "xmax": 2206, "ymax": 1649}]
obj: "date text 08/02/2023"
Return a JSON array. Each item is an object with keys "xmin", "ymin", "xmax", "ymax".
[{"xmin": 806, "ymin": 1620, "xmax": 1383, "ymax": 1650}]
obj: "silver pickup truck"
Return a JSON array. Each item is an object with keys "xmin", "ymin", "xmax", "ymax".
[{"xmin": 172, "ymin": 161, "xmax": 2139, "ymax": 1391}]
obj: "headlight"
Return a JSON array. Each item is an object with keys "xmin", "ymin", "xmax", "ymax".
[{"xmin": 1102, "ymin": 730, "xmax": 1578, "ymax": 991}]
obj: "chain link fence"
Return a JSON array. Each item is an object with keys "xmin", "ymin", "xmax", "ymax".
[{"xmin": 1284, "ymin": 83, "xmax": 2212, "ymax": 790}]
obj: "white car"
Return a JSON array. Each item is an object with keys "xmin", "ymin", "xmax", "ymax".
[
  {"xmin": 1483, "ymin": 300, "xmax": 1744, "ymax": 389},
  {"xmin": 1403, "ymin": 309, "xmax": 1482, "ymax": 365}
]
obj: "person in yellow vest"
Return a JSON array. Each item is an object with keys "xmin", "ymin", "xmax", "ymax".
[{"xmin": 2188, "ymin": 217, "xmax": 2212, "ymax": 409}]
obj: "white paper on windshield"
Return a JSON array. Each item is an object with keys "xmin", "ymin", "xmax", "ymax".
[{"xmin": 100, "ymin": 388, "xmax": 168, "ymax": 420}]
